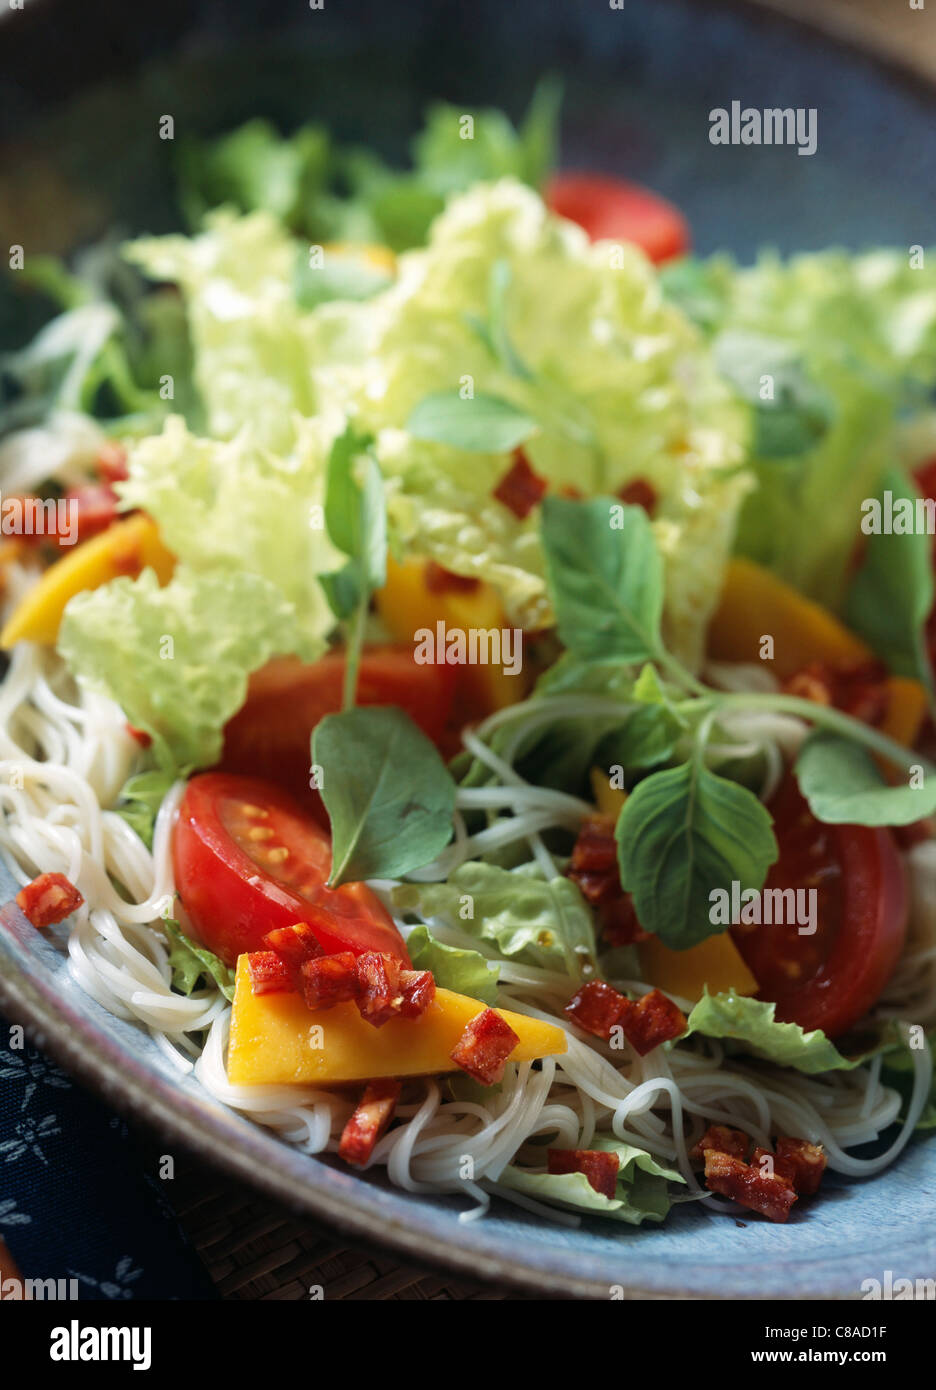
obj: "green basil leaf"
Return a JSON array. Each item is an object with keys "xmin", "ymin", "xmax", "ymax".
[
  {"xmin": 541, "ymin": 496, "xmax": 664, "ymax": 663},
  {"xmin": 406, "ymin": 391, "xmax": 538, "ymax": 452},
  {"xmin": 162, "ymin": 916, "xmax": 236, "ymax": 1002},
  {"xmin": 794, "ymin": 731, "xmax": 936, "ymax": 825},
  {"xmin": 615, "ymin": 760, "xmax": 778, "ymax": 948},
  {"xmin": 714, "ymin": 329, "xmax": 833, "ymax": 458},
  {"xmin": 844, "ymin": 465, "xmax": 935, "ymax": 691},
  {"xmin": 323, "ymin": 425, "xmax": 386, "ymax": 593},
  {"xmin": 404, "ymin": 925, "xmax": 499, "ymax": 1004},
  {"xmin": 313, "ymin": 706, "xmax": 456, "ymax": 885}
]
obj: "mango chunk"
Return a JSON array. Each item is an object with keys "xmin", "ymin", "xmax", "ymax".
[
  {"xmin": 227, "ymin": 954, "xmax": 567, "ymax": 1086},
  {"xmin": 708, "ymin": 557, "xmax": 926, "ymax": 748},
  {"xmin": 589, "ymin": 767, "xmax": 627, "ymax": 820},
  {"xmin": 375, "ymin": 553, "xmax": 530, "ymax": 713},
  {"xmin": 638, "ymin": 931, "xmax": 758, "ymax": 1004},
  {"xmin": 0, "ymin": 514, "xmax": 175, "ymax": 648},
  {"xmin": 708, "ymin": 557, "xmax": 869, "ymax": 679}
]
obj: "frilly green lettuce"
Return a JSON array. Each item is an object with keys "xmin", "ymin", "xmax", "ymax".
[
  {"xmin": 117, "ymin": 414, "xmax": 339, "ymax": 656},
  {"xmin": 666, "ymin": 248, "xmax": 936, "ymax": 607},
  {"xmin": 124, "ymin": 210, "xmax": 316, "ymax": 451},
  {"xmin": 58, "ymin": 566, "xmax": 307, "ymax": 772},
  {"xmin": 307, "ymin": 180, "xmax": 749, "ymax": 668}
]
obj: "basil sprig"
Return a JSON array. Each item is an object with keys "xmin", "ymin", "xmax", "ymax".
[
  {"xmin": 538, "ymin": 494, "xmax": 936, "ymax": 948},
  {"xmin": 313, "ymin": 706, "xmax": 456, "ymax": 886}
]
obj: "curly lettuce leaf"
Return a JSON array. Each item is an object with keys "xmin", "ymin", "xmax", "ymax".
[
  {"xmin": 685, "ymin": 989, "xmax": 897, "ymax": 1075},
  {"xmin": 162, "ymin": 915, "xmax": 236, "ymax": 1001},
  {"xmin": 58, "ymin": 566, "xmax": 305, "ymax": 772},
  {"xmin": 124, "ymin": 211, "xmax": 316, "ymax": 451},
  {"xmin": 117, "ymin": 415, "xmax": 338, "ymax": 656},
  {"xmin": 312, "ymin": 180, "xmax": 748, "ymax": 667},
  {"xmin": 667, "ymin": 248, "xmax": 936, "ymax": 607},
  {"xmin": 392, "ymin": 859, "xmax": 598, "ymax": 981},
  {"xmin": 114, "ymin": 770, "xmax": 176, "ymax": 849},
  {"xmin": 500, "ymin": 1138, "xmax": 683, "ymax": 1225},
  {"xmin": 404, "ymin": 924, "xmax": 499, "ymax": 1005}
]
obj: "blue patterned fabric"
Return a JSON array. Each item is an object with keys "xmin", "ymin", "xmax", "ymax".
[{"xmin": 0, "ymin": 1020, "xmax": 217, "ymax": 1300}]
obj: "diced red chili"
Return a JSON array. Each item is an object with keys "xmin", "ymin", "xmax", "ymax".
[
  {"xmin": 547, "ymin": 1147, "xmax": 620, "ymax": 1199},
  {"xmin": 354, "ymin": 950, "xmax": 404, "ymax": 1028},
  {"xmin": 703, "ymin": 1149, "xmax": 798, "ymax": 1223},
  {"xmin": 617, "ymin": 988, "xmax": 687, "ymax": 1056},
  {"xmin": 564, "ymin": 980, "xmax": 629, "ymax": 1040},
  {"xmin": 617, "ymin": 477, "xmax": 657, "ymax": 515},
  {"xmin": 569, "ymin": 814, "xmax": 618, "ymax": 877},
  {"xmin": 338, "ymin": 1078, "xmax": 402, "ymax": 1167},
  {"xmin": 96, "ymin": 442, "xmax": 129, "ymax": 484},
  {"xmin": 247, "ymin": 951, "xmax": 295, "ymax": 995},
  {"xmin": 783, "ymin": 659, "xmax": 890, "ymax": 729},
  {"xmin": 262, "ymin": 922, "xmax": 323, "ymax": 966},
  {"xmin": 398, "ymin": 969, "xmax": 436, "ymax": 1019},
  {"xmin": 598, "ymin": 893, "xmax": 649, "ymax": 946},
  {"xmin": 775, "ymin": 1136, "xmax": 827, "ymax": 1196},
  {"xmin": 689, "ymin": 1124, "xmax": 750, "ymax": 1165},
  {"xmin": 566, "ymin": 815, "xmax": 649, "ymax": 945},
  {"xmin": 493, "ymin": 449, "xmax": 548, "ymax": 520},
  {"xmin": 450, "ymin": 1007, "xmax": 519, "ymax": 1085},
  {"xmin": 423, "ymin": 560, "xmax": 480, "ymax": 595},
  {"xmin": 15, "ymin": 872, "xmax": 83, "ymax": 928},
  {"xmin": 125, "ymin": 723, "xmax": 152, "ymax": 748},
  {"xmin": 54, "ymin": 484, "xmax": 120, "ymax": 548},
  {"xmin": 299, "ymin": 951, "xmax": 359, "ymax": 1010}
]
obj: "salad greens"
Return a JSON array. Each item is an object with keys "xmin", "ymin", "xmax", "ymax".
[
  {"xmin": 393, "ymin": 861, "xmax": 600, "ymax": 983},
  {"xmin": 665, "ymin": 248, "xmax": 936, "ymax": 609},
  {"xmin": 404, "ymin": 925, "xmax": 500, "ymax": 1006},
  {"xmin": 162, "ymin": 915, "xmax": 236, "ymax": 1003},
  {"xmin": 684, "ymin": 990, "xmax": 890, "ymax": 1075},
  {"xmin": 59, "ymin": 567, "xmax": 306, "ymax": 772},
  {"xmin": 500, "ymin": 1139, "xmax": 684, "ymax": 1225},
  {"xmin": 313, "ymin": 706, "xmax": 456, "ymax": 886}
]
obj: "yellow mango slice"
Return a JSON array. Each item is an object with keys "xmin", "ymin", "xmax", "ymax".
[
  {"xmin": 708, "ymin": 556, "xmax": 870, "ymax": 679},
  {"xmin": 589, "ymin": 767, "xmax": 627, "ymax": 819},
  {"xmin": 708, "ymin": 557, "xmax": 926, "ymax": 748},
  {"xmin": 0, "ymin": 514, "xmax": 175, "ymax": 648},
  {"xmin": 228, "ymin": 954, "xmax": 567, "ymax": 1086},
  {"xmin": 638, "ymin": 932, "xmax": 758, "ymax": 1004},
  {"xmin": 375, "ymin": 553, "xmax": 530, "ymax": 713}
]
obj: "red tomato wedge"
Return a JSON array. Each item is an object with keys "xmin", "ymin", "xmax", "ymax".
[
  {"xmin": 220, "ymin": 647, "xmax": 457, "ymax": 808},
  {"xmin": 545, "ymin": 172, "xmax": 689, "ymax": 264},
  {"xmin": 731, "ymin": 778, "xmax": 907, "ymax": 1038},
  {"xmin": 172, "ymin": 772, "xmax": 410, "ymax": 968}
]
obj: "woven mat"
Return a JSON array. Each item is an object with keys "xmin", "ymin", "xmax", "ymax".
[{"xmin": 168, "ymin": 1154, "xmax": 530, "ymax": 1301}]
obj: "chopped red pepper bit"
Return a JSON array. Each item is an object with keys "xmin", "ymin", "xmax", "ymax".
[
  {"xmin": 617, "ymin": 988, "xmax": 687, "ymax": 1056},
  {"xmin": 423, "ymin": 560, "xmax": 480, "ymax": 595},
  {"xmin": 15, "ymin": 872, "xmax": 83, "ymax": 928},
  {"xmin": 703, "ymin": 1149, "xmax": 797, "ymax": 1223},
  {"xmin": 616, "ymin": 477, "xmax": 657, "ymax": 515},
  {"xmin": 299, "ymin": 951, "xmax": 359, "ymax": 1010},
  {"xmin": 338, "ymin": 1078, "xmax": 402, "ymax": 1167},
  {"xmin": 262, "ymin": 922, "xmax": 323, "ymax": 966},
  {"xmin": 247, "ymin": 951, "xmax": 295, "ymax": 995},
  {"xmin": 125, "ymin": 723, "xmax": 152, "ymax": 748},
  {"xmin": 566, "ymin": 816, "xmax": 649, "ymax": 945},
  {"xmin": 547, "ymin": 1147, "xmax": 620, "ymax": 1199},
  {"xmin": 450, "ymin": 1007, "xmax": 519, "ymax": 1085},
  {"xmin": 783, "ymin": 659, "xmax": 890, "ymax": 728},
  {"xmin": 96, "ymin": 441, "xmax": 130, "ymax": 484},
  {"xmin": 689, "ymin": 1124, "xmax": 750, "ymax": 1165},
  {"xmin": 492, "ymin": 449, "xmax": 548, "ymax": 520},
  {"xmin": 354, "ymin": 950, "xmax": 404, "ymax": 1028},
  {"xmin": 775, "ymin": 1136, "xmax": 828, "ymax": 1196},
  {"xmin": 398, "ymin": 969, "xmax": 436, "ymax": 1019},
  {"xmin": 564, "ymin": 980, "xmax": 629, "ymax": 1040}
]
